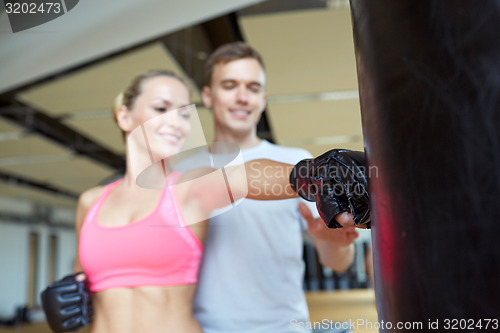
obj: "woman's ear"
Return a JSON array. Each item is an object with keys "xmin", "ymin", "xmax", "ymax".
[
  {"xmin": 115, "ymin": 105, "xmax": 132, "ymax": 133},
  {"xmin": 202, "ymin": 86, "xmax": 213, "ymax": 109}
]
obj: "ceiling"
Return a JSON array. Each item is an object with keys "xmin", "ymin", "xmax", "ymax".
[{"xmin": 0, "ymin": 0, "xmax": 363, "ymax": 221}]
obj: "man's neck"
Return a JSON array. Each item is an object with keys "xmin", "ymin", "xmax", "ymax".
[{"xmin": 213, "ymin": 125, "xmax": 262, "ymax": 150}]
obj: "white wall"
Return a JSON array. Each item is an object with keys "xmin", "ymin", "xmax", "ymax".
[
  {"xmin": 0, "ymin": 222, "xmax": 30, "ymax": 317},
  {"xmin": 0, "ymin": 221, "xmax": 76, "ymax": 318},
  {"xmin": 57, "ymin": 229, "xmax": 77, "ymax": 279}
]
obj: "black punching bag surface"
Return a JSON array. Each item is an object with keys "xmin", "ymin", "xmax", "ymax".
[{"xmin": 350, "ymin": 0, "xmax": 500, "ymax": 330}]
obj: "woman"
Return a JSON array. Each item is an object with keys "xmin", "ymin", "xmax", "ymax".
[{"xmin": 73, "ymin": 70, "xmax": 301, "ymax": 333}]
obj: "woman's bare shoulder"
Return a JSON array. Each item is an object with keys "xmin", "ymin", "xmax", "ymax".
[
  {"xmin": 74, "ymin": 185, "xmax": 106, "ymax": 231},
  {"xmin": 78, "ymin": 186, "xmax": 106, "ymax": 210}
]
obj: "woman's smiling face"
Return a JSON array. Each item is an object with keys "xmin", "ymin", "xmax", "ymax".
[{"xmin": 125, "ymin": 75, "xmax": 191, "ymax": 157}]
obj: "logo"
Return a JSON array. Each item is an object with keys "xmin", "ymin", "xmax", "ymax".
[{"xmin": 2, "ymin": 0, "xmax": 80, "ymax": 32}]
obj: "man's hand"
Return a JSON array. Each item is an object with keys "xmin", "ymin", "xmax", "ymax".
[
  {"xmin": 299, "ymin": 202, "xmax": 358, "ymax": 272},
  {"xmin": 299, "ymin": 202, "xmax": 359, "ymax": 246}
]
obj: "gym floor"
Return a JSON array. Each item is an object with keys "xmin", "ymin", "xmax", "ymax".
[{"xmin": 0, "ymin": 289, "xmax": 378, "ymax": 333}]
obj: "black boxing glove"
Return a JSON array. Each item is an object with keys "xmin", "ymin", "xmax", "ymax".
[
  {"xmin": 290, "ymin": 149, "xmax": 371, "ymax": 229},
  {"xmin": 40, "ymin": 272, "xmax": 93, "ymax": 332}
]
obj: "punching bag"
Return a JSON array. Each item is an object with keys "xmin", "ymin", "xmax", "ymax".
[{"xmin": 350, "ymin": 0, "xmax": 500, "ymax": 331}]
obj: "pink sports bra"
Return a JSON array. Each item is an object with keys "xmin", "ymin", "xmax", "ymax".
[{"xmin": 79, "ymin": 173, "xmax": 203, "ymax": 292}]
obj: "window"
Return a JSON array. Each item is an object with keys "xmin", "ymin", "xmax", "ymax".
[
  {"xmin": 27, "ymin": 232, "xmax": 39, "ymax": 307},
  {"xmin": 48, "ymin": 234, "xmax": 58, "ymax": 284}
]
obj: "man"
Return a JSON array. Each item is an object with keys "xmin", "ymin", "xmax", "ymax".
[{"xmin": 193, "ymin": 42, "xmax": 359, "ymax": 333}]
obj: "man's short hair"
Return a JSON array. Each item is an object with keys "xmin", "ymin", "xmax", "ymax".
[{"xmin": 204, "ymin": 42, "xmax": 265, "ymax": 86}]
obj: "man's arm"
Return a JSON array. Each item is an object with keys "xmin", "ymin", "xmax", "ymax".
[{"xmin": 299, "ymin": 202, "xmax": 358, "ymax": 272}]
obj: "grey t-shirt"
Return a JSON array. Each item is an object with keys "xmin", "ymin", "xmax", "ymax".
[{"xmin": 193, "ymin": 140, "xmax": 317, "ymax": 333}]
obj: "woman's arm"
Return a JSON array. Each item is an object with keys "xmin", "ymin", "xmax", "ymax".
[
  {"xmin": 243, "ymin": 159, "xmax": 298, "ymax": 200},
  {"xmin": 177, "ymin": 159, "xmax": 297, "ymax": 220}
]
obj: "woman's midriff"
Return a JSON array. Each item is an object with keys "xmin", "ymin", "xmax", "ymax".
[{"xmin": 89, "ymin": 284, "xmax": 202, "ymax": 333}]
